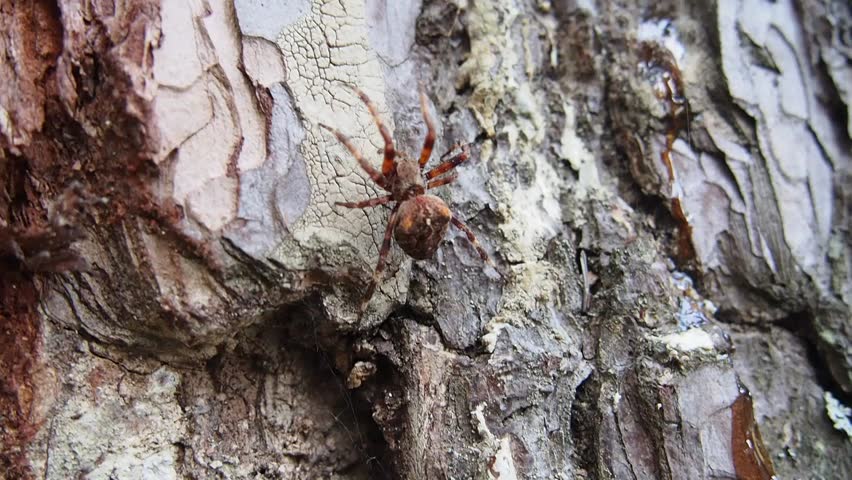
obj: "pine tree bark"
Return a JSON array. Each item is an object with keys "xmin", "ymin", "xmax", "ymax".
[{"xmin": 1, "ymin": 0, "xmax": 850, "ymax": 479}]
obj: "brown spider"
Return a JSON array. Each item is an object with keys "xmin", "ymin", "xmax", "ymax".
[{"xmin": 320, "ymin": 87, "xmax": 491, "ymax": 311}]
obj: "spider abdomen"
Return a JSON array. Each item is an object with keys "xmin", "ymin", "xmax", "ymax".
[{"xmin": 394, "ymin": 195, "xmax": 452, "ymax": 260}]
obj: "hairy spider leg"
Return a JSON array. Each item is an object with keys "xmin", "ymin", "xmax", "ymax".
[
  {"xmin": 450, "ymin": 214, "xmax": 492, "ymax": 265},
  {"xmin": 361, "ymin": 204, "xmax": 402, "ymax": 311},
  {"xmin": 418, "ymin": 89, "xmax": 436, "ymax": 169},
  {"xmin": 425, "ymin": 144, "xmax": 471, "ymax": 180},
  {"xmin": 439, "ymin": 142, "xmax": 463, "ymax": 161},
  {"xmin": 351, "ymin": 87, "xmax": 396, "ymax": 177},
  {"xmin": 426, "ymin": 173, "xmax": 457, "ymax": 190},
  {"xmin": 336, "ymin": 195, "xmax": 393, "ymax": 209},
  {"xmin": 319, "ymin": 124, "xmax": 389, "ymax": 191}
]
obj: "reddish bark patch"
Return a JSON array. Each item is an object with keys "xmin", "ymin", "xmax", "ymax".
[
  {"xmin": 0, "ymin": 0, "xmax": 64, "ymax": 150},
  {"xmin": 6, "ymin": 0, "xmax": 173, "ymax": 242},
  {"xmin": 639, "ymin": 41, "xmax": 697, "ymax": 263},
  {"xmin": 1, "ymin": 2, "xmax": 165, "ymax": 474},
  {"xmin": 731, "ymin": 384, "xmax": 776, "ymax": 480},
  {"xmin": 0, "ymin": 273, "xmax": 41, "ymax": 480},
  {"xmin": 670, "ymin": 198, "xmax": 696, "ymax": 262}
]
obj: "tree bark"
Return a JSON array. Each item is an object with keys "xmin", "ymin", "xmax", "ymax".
[{"xmin": 1, "ymin": 0, "xmax": 850, "ymax": 479}]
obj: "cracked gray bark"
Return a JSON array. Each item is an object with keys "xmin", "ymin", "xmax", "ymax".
[{"xmin": 1, "ymin": 0, "xmax": 850, "ymax": 479}]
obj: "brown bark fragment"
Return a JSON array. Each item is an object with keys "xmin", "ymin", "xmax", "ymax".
[
  {"xmin": 731, "ymin": 384, "xmax": 777, "ymax": 480},
  {"xmin": 0, "ymin": 0, "xmax": 63, "ymax": 152},
  {"xmin": 0, "ymin": 274, "xmax": 41, "ymax": 479}
]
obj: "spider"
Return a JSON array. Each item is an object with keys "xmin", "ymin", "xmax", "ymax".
[{"xmin": 320, "ymin": 86, "xmax": 492, "ymax": 311}]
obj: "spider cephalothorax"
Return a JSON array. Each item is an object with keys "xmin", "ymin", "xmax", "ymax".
[{"xmin": 320, "ymin": 86, "xmax": 491, "ymax": 310}]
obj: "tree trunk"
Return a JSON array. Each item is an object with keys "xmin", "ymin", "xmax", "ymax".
[{"xmin": 1, "ymin": 0, "xmax": 850, "ymax": 478}]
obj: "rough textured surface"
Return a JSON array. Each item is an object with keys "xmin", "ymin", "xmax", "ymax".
[
  {"xmin": 1, "ymin": 0, "xmax": 850, "ymax": 479},
  {"xmin": 732, "ymin": 326, "xmax": 848, "ymax": 479},
  {"xmin": 618, "ymin": 0, "xmax": 851, "ymax": 394}
]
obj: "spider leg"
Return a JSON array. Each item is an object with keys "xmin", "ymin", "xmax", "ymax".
[
  {"xmin": 425, "ymin": 144, "xmax": 471, "ymax": 180},
  {"xmin": 417, "ymin": 89, "xmax": 436, "ymax": 169},
  {"xmin": 450, "ymin": 214, "xmax": 492, "ymax": 265},
  {"xmin": 361, "ymin": 204, "xmax": 401, "ymax": 311},
  {"xmin": 350, "ymin": 87, "xmax": 396, "ymax": 177},
  {"xmin": 336, "ymin": 195, "xmax": 393, "ymax": 209},
  {"xmin": 438, "ymin": 142, "xmax": 463, "ymax": 161},
  {"xmin": 426, "ymin": 173, "xmax": 457, "ymax": 190},
  {"xmin": 319, "ymin": 124, "xmax": 389, "ymax": 191}
]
